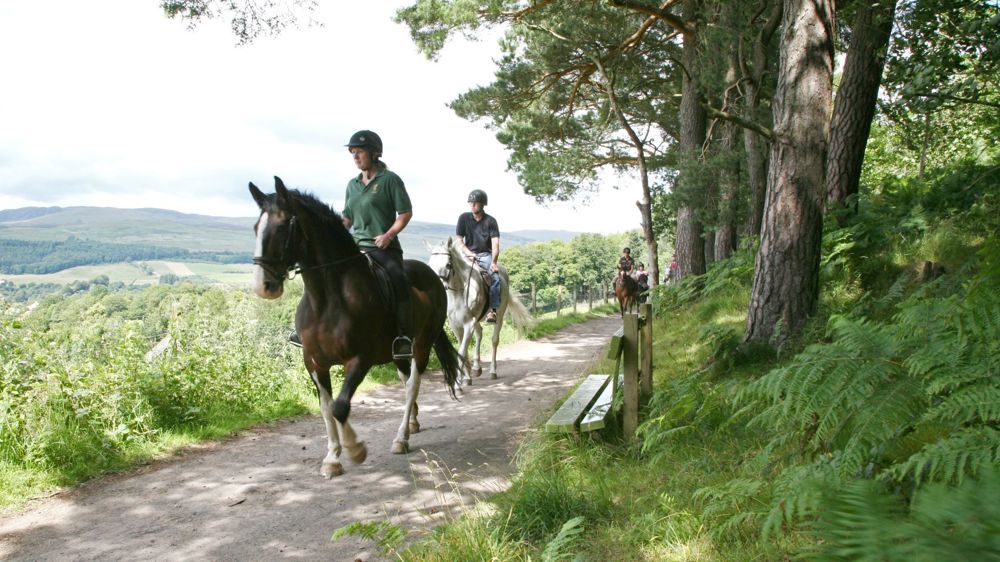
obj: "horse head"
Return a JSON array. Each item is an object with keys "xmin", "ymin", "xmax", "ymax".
[
  {"xmin": 250, "ymin": 176, "xmax": 301, "ymax": 299},
  {"xmin": 427, "ymin": 237, "xmax": 456, "ymax": 284}
]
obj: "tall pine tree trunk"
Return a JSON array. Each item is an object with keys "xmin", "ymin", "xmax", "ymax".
[
  {"xmin": 825, "ymin": 0, "xmax": 897, "ymax": 215},
  {"xmin": 675, "ymin": 0, "xmax": 706, "ymax": 279},
  {"xmin": 744, "ymin": 0, "xmax": 835, "ymax": 346},
  {"xmin": 742, "ymin": 0, "xmax": 781, "ymax": 240}
]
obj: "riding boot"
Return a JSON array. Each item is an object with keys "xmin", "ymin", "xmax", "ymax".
[{"xmin": 392, "ymin": 298, "xmax": 413, "ymax": 360}]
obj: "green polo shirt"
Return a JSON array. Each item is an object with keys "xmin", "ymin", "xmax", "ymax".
[{"xmin": 342, "ymin": 168, "xmax": 412, "ymax": 252}]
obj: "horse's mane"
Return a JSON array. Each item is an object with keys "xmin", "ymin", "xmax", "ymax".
[
  {"xmin": 448, "ymin": 235, "xmax": 472, "ymax": 271},
  {"xmin": 285, "ymin": 189, "xmax": 359, "ymax": 252}
]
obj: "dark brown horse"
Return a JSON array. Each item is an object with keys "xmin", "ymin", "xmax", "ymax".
[
  {"xmin": 249, "ymin": 177, "xmax": 461, "ymax": 479},
  {"xmin": 614, "ymin": 273, "xmax": 639, "ymax": 317}
]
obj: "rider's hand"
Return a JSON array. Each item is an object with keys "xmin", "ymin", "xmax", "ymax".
[{"xmin": 374, "ymin": 233, "xmax": 393, "ymax": 249}]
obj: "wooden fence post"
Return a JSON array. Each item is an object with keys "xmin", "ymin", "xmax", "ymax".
[
  {"xmin": 639, "ymin": 303, "xmax": 653, "ymax": 403},
  {"xmin": 623, "ymin": 312, "xmax": 640, "ymax": 440}
]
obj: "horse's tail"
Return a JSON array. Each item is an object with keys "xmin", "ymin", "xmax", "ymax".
[
  {"xmin": 505, "ymin": 290, "xmax": 535, "ymax": 333},
  {"xmin": 433, "ymin": 330, "xmax": 461, "ymax": 399}
]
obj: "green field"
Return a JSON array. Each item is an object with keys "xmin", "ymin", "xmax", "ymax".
[{"xmin": 0, "ymin": 261, "xmax": 254, "ymax": 286}]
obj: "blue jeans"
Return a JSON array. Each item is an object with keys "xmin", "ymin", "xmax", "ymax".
[{"xmin": 474, "ymin": 253, "xmax": 502, "ymax": 310}]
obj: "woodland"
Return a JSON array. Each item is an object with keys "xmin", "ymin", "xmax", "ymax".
[{"xmin": 1, "ymin": 0, "xmax": 996, "ymax": 560}]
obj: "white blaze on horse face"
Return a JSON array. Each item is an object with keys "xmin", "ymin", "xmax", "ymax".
[{"xmin": 252, "ymin": 211, "xmax": 270, "ymax": 298}]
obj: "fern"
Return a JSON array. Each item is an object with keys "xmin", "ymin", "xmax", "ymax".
[
  {"xmin": 331, "ymin": 520, "xmax": 408, "ymax": 556},
  {"xmin": 540, "ymin": 516, "xmax": 585, "ymax": 562},
  {"xmin": 886, "ymin": 426, "xmax": 1000, "ymax": 485},
  {"xmin": 808, "ymin": 468, "xmax": 1000, "ymax": 561}
]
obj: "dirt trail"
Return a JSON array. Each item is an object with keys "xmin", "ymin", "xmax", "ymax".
[{"xmin": 0, "ymin": 315, "xmax": 620, "ymax": 562}]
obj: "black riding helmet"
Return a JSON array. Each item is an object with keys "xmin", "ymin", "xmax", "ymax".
[
  {"xmin": 346, "ymin": 130, "xmax": 383, "ymax": 157},
  {"xmin": 468, "ymin": 189, "xmax": 488, "ymax": 205}
]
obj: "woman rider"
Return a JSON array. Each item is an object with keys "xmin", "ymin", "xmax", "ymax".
[{"xmin": 341, "ymin": 130, "xmax": 415, "ymax": 360}]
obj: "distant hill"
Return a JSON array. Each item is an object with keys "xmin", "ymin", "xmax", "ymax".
[{"xmin": 0, "ymin": 206, "xmax": 577, "ymax": 270}]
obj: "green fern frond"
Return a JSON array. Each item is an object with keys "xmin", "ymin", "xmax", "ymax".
[
  {"xmin": 924, "ymin": 384, "xmax": 1000, "ymax": 424},
  {"xmin": 540, "ymin": 516, "xmax": 585, "ymax": 562},
  {"xmin": 888, "ymin": 426, "xmax": 1000, "ymax": 485}
]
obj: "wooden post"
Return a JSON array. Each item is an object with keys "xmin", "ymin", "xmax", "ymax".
[
  {"xmin": 557, "ymin": 286, "xmax": 562, "ymax": 317},
  {"xmin": 531, "ymin": 282, "xmax": 537, "ymax": 315},
  {"xmin": 639, "ymin": 303, "xmax": 653, "ymax": 403},
  {"xmin": 573, "ymin": 285, "xmax": 578, "ymax": 314},
  {"xmin": 623, "ymin": 312, "xmax": 640, "ymax": 440}
]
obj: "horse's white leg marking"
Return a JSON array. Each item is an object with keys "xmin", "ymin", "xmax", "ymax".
[
  {"xmin": 472, "ymin": 320, "xmax": 484, "ymax": 376},
  {"xmin": 391, "ymin": 359, "xmax": 421, "ymax": 454},
  {"xmin": 336, "ymin": 418, "xmax": 367, "ymax": 464},
  {"xmin": 310, "ymin": 371, "xmax": 343, "ymax": 478},
  {"xmin": 459, "ymin": 323, "xmax": 477, "ymax": 382},
  {"xmin": 490, "ymin": 302, "xmax": 505, "ymax": 379},
  {"xmin": 251, "ymin": 212, "xmax": 267, "ymax": 297}
]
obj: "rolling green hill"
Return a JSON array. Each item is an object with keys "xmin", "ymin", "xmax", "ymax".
[{"xmin": 0, "ymin": 206, "xmax": 577, "ymax": 279}]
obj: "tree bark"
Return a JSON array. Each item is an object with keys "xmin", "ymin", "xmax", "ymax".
[
  {"xmin": 742, "ymin": 0, "xmax": 781, "ymax": 240},
  {"xmin": 674, "ymin": 0, "xmax": 707, "ymax": 279},
  {"xmin": 825, "ymin": 0, "xmax": 897, "ymax": 215},
  {"xmin": 744, "ymin": 0, "xmax": 835, "ymax": 346},
  {"xmin": 715, "ymin": 43, "xmax": 741, "ymax": 262}
]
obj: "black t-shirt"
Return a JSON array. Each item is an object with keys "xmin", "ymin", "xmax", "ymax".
[{"xmin": 456, "ymin": 212, "xmax": 500, "ymax": 254}]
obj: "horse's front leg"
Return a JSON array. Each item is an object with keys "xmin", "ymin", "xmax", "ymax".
[
  {"xmin": 330, "ymin": 361, "xmax": 368, "ymax": 470},
  {"xmin": 471, "ymin": 320, "xmax": 484, "ymax": 377},
  {"xmin": 457, "ymin": 323, "xmax": 478, "ymax": 383},
  {"xmin": 310, "ymin": 369, "xmax": 344, "ymax": 478},
  {"xmin": 488, "ymin": 306, "xmax": 504, "ymax": 379},
  {"xmin": 392, "ymin": 359, "xmax": 422, "ymax": 454}
]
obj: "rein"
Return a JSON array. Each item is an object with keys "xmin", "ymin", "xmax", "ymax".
[{"xmin": 253, "ymin": 215, "xmax": 365, "ymax": 280}]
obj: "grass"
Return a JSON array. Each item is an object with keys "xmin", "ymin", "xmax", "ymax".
[{"xmin": 392, "ymin": 283, "xmax": 803, "ymax": 561}]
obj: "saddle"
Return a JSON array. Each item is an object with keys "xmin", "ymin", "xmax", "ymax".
[
  {"xmin": 470, "ymin": 262, "xmax": 496, "ymax": 321},
  {"xmin": 365, "ymin": 255, "xmax": 398, "ymax": 311}
]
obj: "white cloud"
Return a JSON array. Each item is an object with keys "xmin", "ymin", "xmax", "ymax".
[{"xmin": 0, "ymin": 1, "xmax": 643, "ymax": 234}]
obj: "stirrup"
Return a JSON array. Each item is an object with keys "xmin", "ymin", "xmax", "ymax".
[
  {"xmin": 288, "ymin": 331, "xmax": 303, "ymax": 348},
  {"xmin": 392, "ymin": 336, "xmax": 413, "ymax": 360}
]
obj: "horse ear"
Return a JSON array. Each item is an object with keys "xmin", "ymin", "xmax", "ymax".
[
  {"xmin": 273, "ymin": 176, "xmax": 291, "ymax": 210},
  {"xmin": 249, "ymin": 182, "xmax": 267, "ymax": 209}
]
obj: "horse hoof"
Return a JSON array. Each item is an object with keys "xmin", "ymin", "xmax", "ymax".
[
  {"xmin": 321, "ymin": 463, "xmax": 344, "ymax": 478},
  {"xmin": 474, "ymin": 368, "xmax": 482, "ymax": 378},
  {"xmin": 490, "ymin": 372, "xmax": 498, "ymax": 379},
  {"xmin": 347, "ymin": 442, "xmax": 367, "ymax": 464},
  {"xmin": 409, "ymin": 421, "xmax": 421, "ymax": 434},
  {"xmin": 391, "ymin": 440, "xmax": 410, "ymax": 454}
]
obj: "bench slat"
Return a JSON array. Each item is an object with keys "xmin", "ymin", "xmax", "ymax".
[
  {"xmin": 579, "ymin": 374, "xmax": 615, "ymax": 431},
  {"xmin": 545, "ymin": 374, "xmax": 610, "ymax": 433}
]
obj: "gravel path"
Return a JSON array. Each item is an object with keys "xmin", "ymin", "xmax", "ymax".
[{"xmin": 0, "ymin": 315, "xmax": 620, "ymax": 561}]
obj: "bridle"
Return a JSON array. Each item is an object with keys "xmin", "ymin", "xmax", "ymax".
[
  {"xmin": 432, "ymin": 246, "xmax": 479, "ymax": 306},
  {"xmin": 430, "ymin": 250, "xmax": 454, "ymax": 284},
  {"xmin": 252, "ymin": 215, "xmax": 364, "ymax": 281}
]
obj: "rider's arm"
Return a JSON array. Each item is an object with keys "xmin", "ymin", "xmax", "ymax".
[
  {"xmin": 375, "ymin": 211, "xmax": 412, "ymax": 249},
  {"xmin": 490, "ymin": 236, "xmax": 500, "ymax": 271}
]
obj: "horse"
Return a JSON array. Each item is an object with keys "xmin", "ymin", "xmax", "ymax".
[
  {"xmin": 249, "ymin": 176, "xmax": 462, "ymax": 479},
  {"xmin": 427, "ymin": 236, "xmax": 534, "ymax": 383},
  {"xmin": 613, "ymin": 272, "xmax": 639, "ymax": 317}
]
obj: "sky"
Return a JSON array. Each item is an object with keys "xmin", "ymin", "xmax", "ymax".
[{"xmin": 0, "ymin": 1, "xmax": 643, "ymax": 234}]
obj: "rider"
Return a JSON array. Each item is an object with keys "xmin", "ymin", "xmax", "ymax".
[
  {"xmin": 617, "ymin": 247, "xmax": 635, "ymax": 278},
  {"xmin": 455, "ymin": 189, "xmax": 502, "ymax": 323},
  {"xmin": 342, "ymin": 129, "xmax": 415, "ymax": 360},
  {"xmin": 634, "ymin": 262, "xmax": 649, "ymax": 302}
]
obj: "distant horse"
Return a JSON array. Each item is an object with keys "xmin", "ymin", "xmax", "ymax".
[
  {"xmin": 249, "ymin": 177, "xmax": 461, "ymax": 479},
  {"xmin": 614, "ymin": 273, "xmax": 639, "ymax": 317},
  {"xmin": 427, "ymin": 236, "xmax": 534, "ymax": 383}
]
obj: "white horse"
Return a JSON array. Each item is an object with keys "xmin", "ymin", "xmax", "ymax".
[{"xmin": 428, "ymin": 236, "xmax": 534, "ymax": 383}]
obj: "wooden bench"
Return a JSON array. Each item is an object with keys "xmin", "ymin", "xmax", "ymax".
[{"xmin": 545, "ymin": 305, "xmax": 653, "ymax": 438}]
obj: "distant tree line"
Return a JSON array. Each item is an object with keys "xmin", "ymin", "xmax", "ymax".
[{"xmin": 0, "ymin": 239, "xmax": 251, "ymax": 274}]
